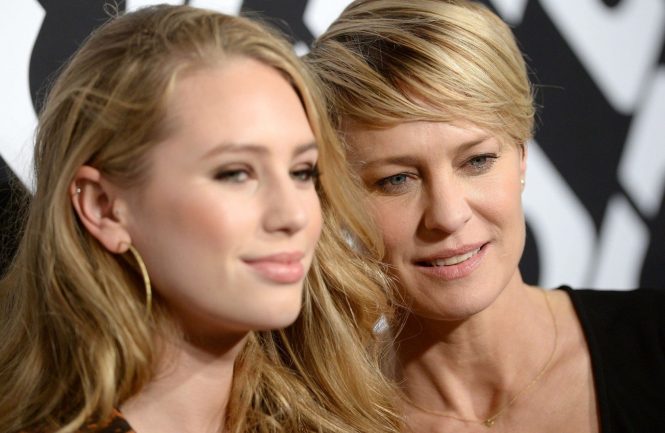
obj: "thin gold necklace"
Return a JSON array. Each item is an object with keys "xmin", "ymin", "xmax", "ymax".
[{"xmin": 403, "ymin": 290, "xmax": 558, "ymax": 428}]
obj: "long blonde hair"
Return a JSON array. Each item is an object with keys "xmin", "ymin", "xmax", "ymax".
[
  {"xmin": 0, "ymin": 5, "xmax": 399, "ymax": 433},
  {"xmin": 305, "ymin": 0, "xmax": 535, "ymax": 148}
]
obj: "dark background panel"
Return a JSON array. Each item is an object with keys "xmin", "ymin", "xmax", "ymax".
[{"xmin": 0, "ymin": 157, "xmax": 29, "ymax": 277}]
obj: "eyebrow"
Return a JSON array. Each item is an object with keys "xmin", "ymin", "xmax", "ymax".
[
  {"xmin": 356, "ymin": 136, "xmax": 492, "ymax": 169},
  {"xmin": 201, "ymin": 141, "xmax": 318, "ymax": 160}
]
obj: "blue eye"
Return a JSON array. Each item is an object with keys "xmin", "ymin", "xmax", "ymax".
[
  {"xmin": 375, "ymin": 173, "xmax": 414, "ymax": 194},
  {"xmin": 384, "ymin": 174, "xmax": 408, "ymax": 185},
  {"xmin": 215, "ymin": 169, "xmax": 249, "ymax": 183},
  {"xmin": 466, "ymin": 154, "xmax": 498, "ymax": 173}
]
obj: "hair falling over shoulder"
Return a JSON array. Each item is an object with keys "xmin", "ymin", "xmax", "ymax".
[{"xmin": 0, "ymin": 5, "xmax": 401, "ymax": 433}]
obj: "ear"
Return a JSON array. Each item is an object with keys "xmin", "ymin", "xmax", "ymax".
[{"xmin": 70, "ymin": 165, "xmax": 131, "ymax": 254}]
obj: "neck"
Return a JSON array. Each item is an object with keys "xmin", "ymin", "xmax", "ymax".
[
  {"xmin": 121, "ymin": 332, "xmax": 248, "ymax": 433},
  {"xmin": 395, "ymin": 277, "xmax": 555, "ymax": 421}
]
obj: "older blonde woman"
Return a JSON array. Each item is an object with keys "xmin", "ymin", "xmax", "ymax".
[
  {"xmin": 306, "ymin": 1, "xmax": 665, "ymax": 432},
  {"xmin": 0, "ymin": 5, "xmax": 400, "ymax": 433}
]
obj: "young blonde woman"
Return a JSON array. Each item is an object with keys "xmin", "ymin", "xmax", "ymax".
[
  {"xmin": 306, "ymin": 0, "xmax": 665, "ymax": 432},
  {"xmin": 0, "ymin": 5, "xmax": 401, "ymax": 433}
]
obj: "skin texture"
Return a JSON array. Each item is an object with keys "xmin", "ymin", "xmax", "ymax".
[
  {"xmin": 346, "ymin": 121, "xmax": 599, "ymax": 433},
  {"xmin": 349, "ymin": 121, "xmax": 526, "ymax": 321},
  {"xmin": 123, "ymin": 58, "xmax": 321, "ymax": 338},
  {"xmin": 73, "ymin": 57, "xmax": 322, "ymax": 433}
]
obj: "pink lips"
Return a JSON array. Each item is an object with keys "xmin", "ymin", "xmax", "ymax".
[
  {"xmin": 415, "ymin": 243, "xmax": 488, "ymax": 281},
  {"xmin": 243, "ymin": 252, "xmax": 305, "ymax": 284}
]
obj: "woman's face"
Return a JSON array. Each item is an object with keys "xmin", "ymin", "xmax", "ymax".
[
  {"xmin": 122, "ymin": 58, "xmax": 322, "ymax": 337},
  {"xmin": 346, "ymin": 121, "xmax": 526, "ymax": 320}
]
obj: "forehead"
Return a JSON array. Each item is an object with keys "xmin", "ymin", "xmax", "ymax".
[
  {"xmin": 344, "ymin": 120, "xmax": 494, "ymax": 156},
  {"xmin": 144, "ymin": 57, "xmax": 315, "ymax": 171},
  {"xmin": 172, "ymin": 58, "xmax": 309, "ymax": 134}
]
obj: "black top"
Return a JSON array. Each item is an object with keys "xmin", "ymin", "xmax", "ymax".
[
  {"xmin": 559, "ymin": 286, "xmax": 665, "ymax": 433},
  {"xmin": 78, "ymin": 410, "xmax": 134, "ymax": 433}
]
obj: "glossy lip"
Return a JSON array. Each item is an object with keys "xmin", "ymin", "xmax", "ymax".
[
  {"xmin": 413, "ymin": 242, "xmax": 489, "ymax": 281},
  {"xmin": 242, "ymin": 252, "xmax": 306, "ymax": 284}
]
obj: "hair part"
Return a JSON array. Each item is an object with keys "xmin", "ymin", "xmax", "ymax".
[{"xmin": 305, "ymin": 0, "xmax": 536, "ymax": 147}]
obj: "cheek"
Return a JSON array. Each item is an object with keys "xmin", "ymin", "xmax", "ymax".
[
  {"xmin": 309, "ymin": 195, "xmax": 323, "ymax": 242},
  {"xmin": 368, "ymin": 197, "xmax": 413, "ymax": 258},
  {"xmin": 136, "ymin": 189, "xmax": 258, "ymax": 259},
  {"xmin": 137, "ymin": 196, "xmax": 257, "ymax": 299},
  {"xmin": 172, "ymin": 195, "xmax": 241, "ymax": 240},
  {"xmin": 472, "ymin": 174, "xmax": 524, "ymax": 235}
]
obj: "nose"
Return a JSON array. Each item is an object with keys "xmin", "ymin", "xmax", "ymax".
[
  {"xmin": 420, "ymin": 175, "xmax": 472, "ymax": 235},
  {"xmin": 262, "ymin": 176, "xmax": 312, "ymax": 235}
]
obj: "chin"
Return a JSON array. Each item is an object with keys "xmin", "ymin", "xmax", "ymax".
[
  {"xmin": 408, "ymin": 284, "xmax": 500, "ymax": 322},
  {"xmin": 251, "ymin": 300, "xmax": 304, "ymax": 331}
]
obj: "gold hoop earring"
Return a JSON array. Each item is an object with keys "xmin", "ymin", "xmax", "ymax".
[{"xmin": 127, "ymin": 245, "xmax": 152, "ymax": 316}]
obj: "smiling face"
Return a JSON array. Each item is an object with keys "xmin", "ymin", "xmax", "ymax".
[
  {"xmin": 120, "ymin": 57, "xmax": 322, "ymax": 338},
  {"xmin": 347, "ymin": 121, "xmax": 526, "ymax": 321}
]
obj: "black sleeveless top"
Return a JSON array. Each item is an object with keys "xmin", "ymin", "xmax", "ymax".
[{"xmin": 559, "ymin": 286, "xmax": 665, "ymax": 433}]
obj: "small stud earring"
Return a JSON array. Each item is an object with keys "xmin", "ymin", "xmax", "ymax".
[
  {"xmin": 75, "ymin": 186, "xmax": 82, "ymax": 195},
  {"xmin": 520, "ymin": 178, "xmax": 525, "ymax": 187}
]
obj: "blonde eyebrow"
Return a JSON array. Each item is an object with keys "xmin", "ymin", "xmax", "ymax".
[
  {"xmin": 201, "ymin": 141, "xmax": 317, "ymax": 160},
  {"xmin": 357, "ymin": 136, "xmax": 491, "ymax": 169}
]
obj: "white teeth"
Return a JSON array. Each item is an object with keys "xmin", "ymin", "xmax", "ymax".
[{"xmin": 430, "ymin": 248, "xmax": 480, "ymax": 266}]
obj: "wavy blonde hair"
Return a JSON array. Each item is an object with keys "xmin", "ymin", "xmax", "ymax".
[
  {"xmin": 0, "ymin": 5, "xmax": 400, "ymax": 433},
  {"xmin": 305, "ymin": 0, "xmax": 535, "ymax": 148}
]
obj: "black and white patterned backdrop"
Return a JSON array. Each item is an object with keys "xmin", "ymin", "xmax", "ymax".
[{"xmin": 1, "ymin": 0, "xmax": 664, "ymax": 291}]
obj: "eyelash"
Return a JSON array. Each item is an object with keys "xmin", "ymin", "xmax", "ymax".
[
  {"xmin": 214, "ymin": 165, "xmax": 319, "ymax": 183},
  {"xmin": 375, "ymin": 172, "xmax": 415, "ymax": 194},
  {"xmin": 372, "ymin": 153, "xmax": 499, "ymax": 194},
  {"xmin": 215, "ymin": 169, "xmax": 250, "ymax": 183},
  {"xmin": 465, "ymin": 153, "xmax": 498, "ymax": 173},
  {"xmin": 291, "ymin": 165, "xmax": 319, "ymax": 182}
]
